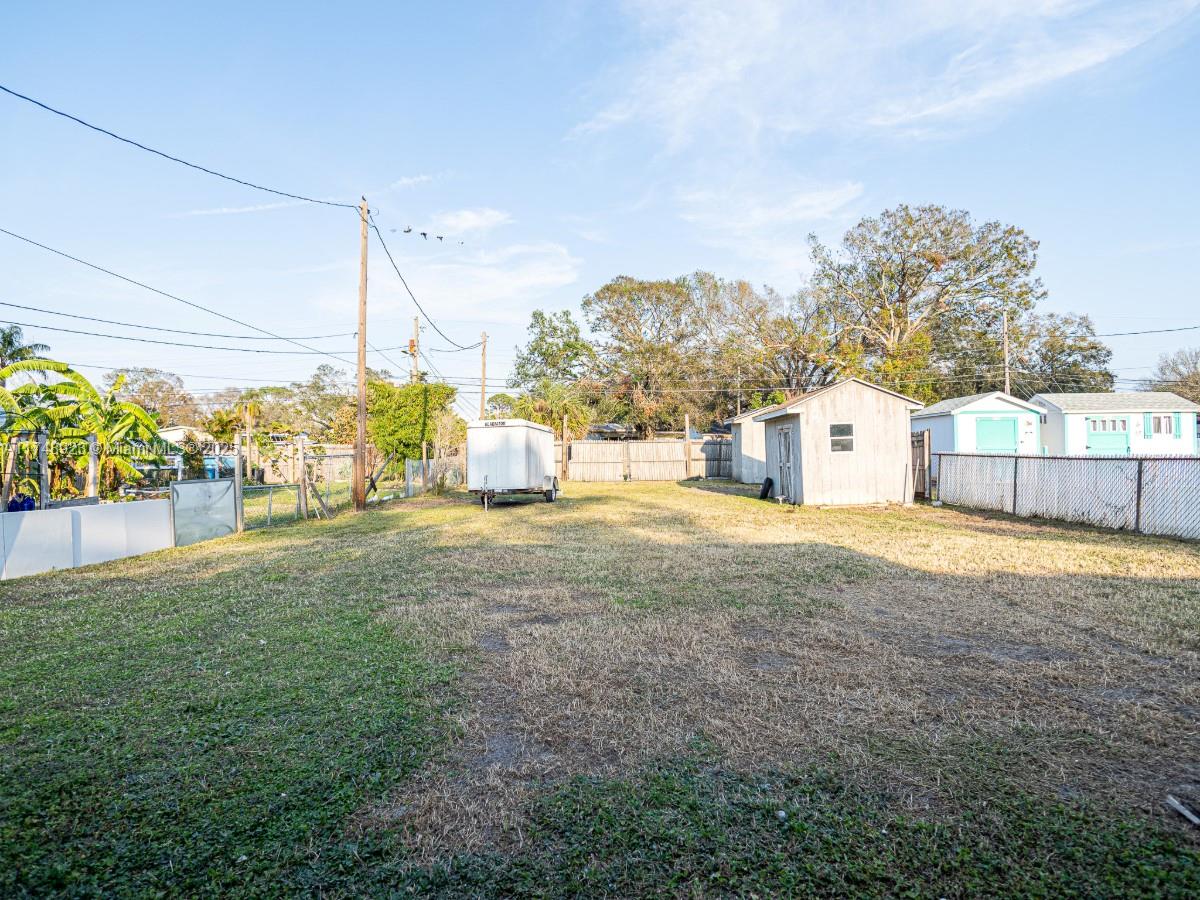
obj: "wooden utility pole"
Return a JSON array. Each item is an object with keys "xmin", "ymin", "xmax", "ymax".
[
  {"xmin": 479, "ymin": 332, "xmax": 488, "ymax": 418},
  {"xmin": 1002, "ymin": 308, "xmax": 1011, "ymax": 395},
  {"xmin": 410, "ymin": 316, "xmax": 420, "ymax": 383},
  {"xmin": 353, "ymin": 197, "xmax": 369, "ymax": 512}
]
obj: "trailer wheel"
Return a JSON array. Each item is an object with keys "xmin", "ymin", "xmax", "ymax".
[{"xmin": 544, "ymin": 479, "xmax": 558, "ymax": 503}]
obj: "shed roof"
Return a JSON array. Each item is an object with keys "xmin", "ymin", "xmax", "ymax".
[
  {"xmin": 753, "ymin": 378, "xmax": 923, "ymax": 422},
  {"xmin": 724, "ymin": 402, "xmax": 785, "ymax": 425},
  {"xmin": 911, "ymin": 391, "xmax": 1044, "ymax": 419},
  {"xmin": 1031, "ymin": 391, "xmax": 1200, "ymax": 413}
]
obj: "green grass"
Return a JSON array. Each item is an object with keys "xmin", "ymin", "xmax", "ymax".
[{"xmin": 2, "ymin": 482, "xmax": 1198, "ymax": 897}]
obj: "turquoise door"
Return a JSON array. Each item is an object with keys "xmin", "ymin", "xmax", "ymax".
[
  {"xmin": 1084, "ymin": 416, "xmax": 1130, "ymax": 455},
  {"xmin": 975, "ymin": 417, "xmax": 1018, "ymax": 453}
]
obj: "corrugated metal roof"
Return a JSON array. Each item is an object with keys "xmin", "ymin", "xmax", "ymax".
[
  {"xmin": 911, "ymin": 391, "xmax": 1044, "ymax": 418},
  {"xmin": 1032, "ymin": 391, "xmax": 1200, "ymax": 412}
]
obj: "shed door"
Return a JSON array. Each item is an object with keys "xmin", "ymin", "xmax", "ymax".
[
  {"xmin": 1085, "ymin": 416, "xmax": 1130, "ymax": 455},
  {"xmin": 776, "ymin": 426, "xmax": 794, "ymax": 501},
  {"xmin": 975, "ymin": 417, "xmax": 1018, "ymax": 453}
]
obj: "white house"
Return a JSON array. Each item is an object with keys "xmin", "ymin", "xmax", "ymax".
[
  {"xmin": 726, "ymin": 407, "xmax": 770, "ymax": 484},
  {"xmin": 756, "ymin": 378, "xmax": 922, "ymax": 505},
  {"xmin": 1030, "ymin": 392, "xmax": 1200, "ymax": 456},
  {"xmin": 910, "ymin": 391, "xmax": 1043, "ymax": 459}
]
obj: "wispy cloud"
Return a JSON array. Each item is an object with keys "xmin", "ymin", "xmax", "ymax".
[
  {"xmin": 580, "ymin": 0, "xmax": 1198, "ymax": 146},
  {"xmin": 678, "ymin": 179, "xmax": 864, "ymax": 279},
  {"xmin": 174, "ymin": 200, "xmax": 306, "ymax": 217},
  {"xmin": 429, "ymin": 207, "xmax": 514, "ymax": 236},
  {"xmin": 306, "ymin": 242, "xmax": 582, "ymax": 325},
  {"xmin": 385, "ymin": 174, "xmax": 434, "ymax": 191}
]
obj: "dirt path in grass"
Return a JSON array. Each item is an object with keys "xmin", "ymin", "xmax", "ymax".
[{"xmin": 362, "ymin": 482, "xmax": 1200, "ymax": 857}]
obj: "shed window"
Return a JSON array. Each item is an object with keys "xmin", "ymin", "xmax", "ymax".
[
  {"xmin": 829, "ymin": 423, "xmax": 854, "ymax": 452},
  {"xmin": 1152, "ymin": 415, "xmax": 1173, "ymax": 436}
]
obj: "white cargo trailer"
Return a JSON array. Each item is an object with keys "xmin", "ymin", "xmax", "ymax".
[{"xmin": 467, "ymin": 418, "xmax": 559, "ymax": 508}]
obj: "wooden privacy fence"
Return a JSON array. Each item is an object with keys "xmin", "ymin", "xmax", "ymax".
[
  {"xmin": 936, "ymin": 452, "xmax": 1200, "ymax": 540},
  {"xmin": 562, "ymin": 439, "xmax": 732, "ymax": 482}
]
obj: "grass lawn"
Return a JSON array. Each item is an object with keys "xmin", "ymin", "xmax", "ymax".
[{"xmin": 2, "ymin": 482, "xmax": 1199, "ymax": 896}]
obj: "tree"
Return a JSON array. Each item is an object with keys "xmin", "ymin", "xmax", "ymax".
[
  {"xmin": 581, "ymin": 276, "xmax": 707, "ymax": 435},
  {"xmin": 1014, "ymin": 314, "xmax": 1113, "ymax": 397},
  {"xmin": 365, "ymin": 381, "xmax": 458, "ymax": 460},
  {"xmin": 204, "ymin": 408, "xmax": 240, "ymax": 443},
  {"xmin": 485, "ymin": 392, "xmax": 517, "ymax": 418},
  {"xmin": 50, "ymin": 371, "xmax": 163, "ymax": 497},
  {"xmin": 0, "ymin": 326, "xmax": 50, "ymax": 389},
  {"xmin": 1147, "ymin": 347, "xmax": 1200, "ymax": 403},
  {"xmin": 179, "ymin": 431, "xmax": 207, "ymax": 479},
  {"xmin": 511, "ymin": 379, "xmax": 594, "ymax": 438},
  {"xmin": 510, "ymin": 310, "xmax": 595, "ymax": 389},
  {"xmin": 288, "ymin": 364, "xmax": 351, "ymax": 434},
  {"xmin": 105, "ymin": 367, "xmax": 198, "ymax": 426},
  {"xmin": 807, "ymin": 204, "xmax": 1045, "ymax": 399}
]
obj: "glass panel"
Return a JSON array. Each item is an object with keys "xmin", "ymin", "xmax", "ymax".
[
  {"xmin": 829, "ymin": 423, "xmax": 854, "ymax": 438},
  {"xmin": 830, "ymin": 437, "xmax": 854, "ymax": 452}
]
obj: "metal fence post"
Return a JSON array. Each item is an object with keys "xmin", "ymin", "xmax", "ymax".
[
  {"xmin": 297, "ymin": 433, "xmax": 309, "ymax": 520},
  {"xmin": 1134, "ymin": 458, "xmax": 1144, "ymax": 533},
  {"xmin": 86, "ymin": 433, "xmax": 99, "ymax": 498},
  {"xmin": 233, "ymin": 432, "xmax": 245, "ymax": 533},
  {"xmin": 1012, "ymin": 455, "xmax": 1020, "ymax": 515},
  {"xmin": 37, "ymin": 431, "xmax": 49, "ymax": 510}
]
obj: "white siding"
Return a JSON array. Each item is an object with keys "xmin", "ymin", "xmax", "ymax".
[
  {"xmin": 1040, "ymin": 409, "xmax": 1066, "ymax": 454},
  {"xmin": 796, "ymin": 380, "xmax": 913, "ymax": 505},
  {"xmin": 731, "ymin": 418, "xmax": 767, "ymax": 484},
  {"xmin": 467, "ymin": 419, "xmax": 555, "ymax": 491}
]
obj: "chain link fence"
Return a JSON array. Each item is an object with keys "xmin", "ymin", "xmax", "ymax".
[
  {"xmin": 242, "ymin": 483, "xmax": 304, "ymax": 529},
  {"xmin": 936, "ymin": 453, "xmax": 1200, "ymax": 540}
]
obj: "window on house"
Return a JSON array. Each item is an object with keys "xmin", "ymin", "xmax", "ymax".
[
  {"xmin": 829, "ymin": 423, "xmax": 854, "ymax": 452},
  {"xmin": 1118, "ymin": 419, "xmax": 1127, "ymax": 431},
  {"xmin": 1152, "ymin": 415, "xmax": 1172, "ymax": 436},
  {"xmin": 1040, "ymin": 414, "xmax": 1047, "ymax": 425}
]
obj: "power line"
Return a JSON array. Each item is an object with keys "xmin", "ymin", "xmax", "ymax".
[
  {"xmin": 365, "ymin": 339, "xmax": 409, "ymax": 375},
  {"xmin": 0, "ymin": 226, "xmax": 351, "ymax": 365},
  {"xmin": 366, "ymin": 213, "xmax": 475, "ymax": 350},
  {"xmin": 0, "ymin": 83, "xmax": 356, "ymax": 210},
  {"xmin": 0, "ymin": 301, "xmax": 354, "ymax": 340},
  {"xmin": 1095, "ymin": 324, "xmax": 1200, "ymax": 337},
  {"xmin": 0, "ymin": 317, "xmax": 410, "ymax": 357}
]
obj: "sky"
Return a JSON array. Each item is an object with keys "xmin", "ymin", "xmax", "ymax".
[{"xmin": 2, "ymin": 0, "xmax": 1199, "ymax": 418}]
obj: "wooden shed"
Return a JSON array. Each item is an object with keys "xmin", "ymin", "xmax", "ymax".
[
  {"xmin": 725, "ymin": 407, "xmax": 771, "ymax": 485},
  {"xmin": 755, "ymin": 379, "xmax": 923, "ymax": 505}
]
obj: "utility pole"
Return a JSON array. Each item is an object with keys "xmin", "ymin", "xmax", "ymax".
[
  {"xmin": 1002, "ymin": 308, "xmax": 1011, "ymax": 395},
  {"xmin": 479, "ymin": 331, "xmax": 488, "ymax": 419},
  {"xmin": 410, "ymin": 316, "xmax": 419, "ymax": 384},
  {"xmin": 353, "ymin": 197, "xmax": 369, "ymax": 512}
]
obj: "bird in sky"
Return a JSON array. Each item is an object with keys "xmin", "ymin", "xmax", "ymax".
[
  {"xmin": 419, "ymin": 231, "xmax": 427, "ymax": 239},
  {"xmin": 403, "ymin": 226, "xmax": 412, "ymax": 234}
]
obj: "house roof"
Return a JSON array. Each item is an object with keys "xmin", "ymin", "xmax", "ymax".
[
  {"xmin": 752, "ymin": 378, "xmax": 923, "ymax": 422},
  {"xmin": 1031, "ymin": 391, "xmax": 1200, "ymax": 413},
  {"xmin": 911, "ymin": 391, "xmax": 1044, "ymax": 419}
]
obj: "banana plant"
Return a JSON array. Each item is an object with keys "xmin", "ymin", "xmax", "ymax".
[{"xmin": 52, "ymin": 371, "xmax": 164, "ymax": 495}]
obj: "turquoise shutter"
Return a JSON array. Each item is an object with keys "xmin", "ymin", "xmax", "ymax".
[
  {"xmin": 1174, "ymin": 412, "xmax": 1182, "ymax": 438},
  {"xmin": 1144, "ymin": 413, "xmax": 1152, "ymax": 435}
]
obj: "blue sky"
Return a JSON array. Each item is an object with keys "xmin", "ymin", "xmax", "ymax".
[{"xmin": 2, "ymin": 0, "xmax": 1199, "ymax": 417}]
